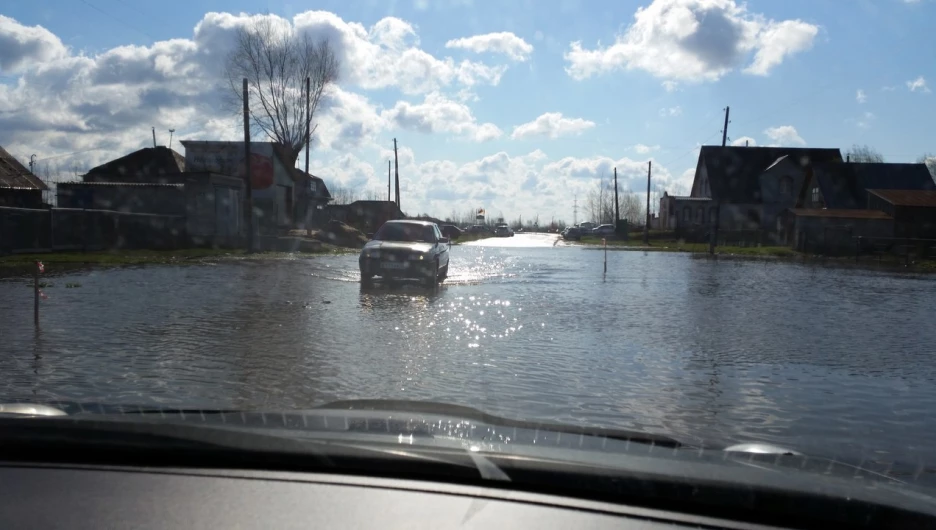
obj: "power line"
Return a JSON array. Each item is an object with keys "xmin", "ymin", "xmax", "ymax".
[
  {"xmin": 32, "ymin": 147, "xmax": 103, "ymax": 163},
  {"xmin": 78, "ymin": 0, "xmax": 155, "ymax": 41}
]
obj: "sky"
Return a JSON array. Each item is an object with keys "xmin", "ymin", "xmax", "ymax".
[{"xmin": 1, "ymin": 0, "xmax": 934, "ymax": 222}]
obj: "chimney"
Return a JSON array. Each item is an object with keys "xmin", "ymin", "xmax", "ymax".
[{"xmin": 846, "ymin": 154, "xmax": 850, "ymax": 163}]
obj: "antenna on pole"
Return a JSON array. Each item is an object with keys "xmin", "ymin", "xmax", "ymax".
[
  {"xmin": 168, "ymin": 129, "xmax": 175, "ymax": 150},
  {"xmin": 152, "ymin": 127, "xmax": 157, "ymax": 148}
]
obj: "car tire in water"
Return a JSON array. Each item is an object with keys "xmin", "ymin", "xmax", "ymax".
[
  {"xmin": 424, "ymin": 260, "xmax": 438, "ymax": 287},
  {"xmin": 438, "ymin": 264, "xmax": 448, "ymax": 283},
  {"xmin": 361, "ymin": 272, "xmax": 374, "ymax": 286}
]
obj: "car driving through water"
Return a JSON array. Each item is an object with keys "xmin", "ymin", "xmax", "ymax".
[{"xmin": 359, "ymin": 220, "xmax": 450, "ymax": 286}]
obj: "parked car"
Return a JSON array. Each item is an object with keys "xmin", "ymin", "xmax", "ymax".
[
  {"xmin": 494, "ymin": 223, "xmax": 513, "ymax": 237},
  {"xmin": 578, "ymin": 221, "xmax": 597, "ymax": 231},
  {"xmin": 359, "ymin": 220, "xmax": 450, "ymax": 286},
  {"xmin": 592, "ymin": 224, "xmax": 615, "ymax": 237},
  {"xmin": 466, "ymin": 224, "xmax": 489, "ymax": 234},
  {"xmin": 440, "ymin": 224, "xmax": 462, "ymax": 240},
  {"xmin": 562, "ymin": 227, "xmax": 582, "ymax": 241}
]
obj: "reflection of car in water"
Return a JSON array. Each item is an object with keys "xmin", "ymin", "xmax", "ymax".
[
  {"xmin": 359, "ymin": 220, "xmax": 449, "ymax": 286},
  {"xmin": 4, "ymin": 399, "xmax": 933, "ymax": 529},
  {"xmin": 494, "ymin": 223, "xmax": 513, "ymax": 237}
]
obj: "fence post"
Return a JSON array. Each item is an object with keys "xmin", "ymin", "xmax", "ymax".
[
  {"xmin": 49, "ymin": 208, "xmax": 54, "ymax": 250},
  {"xmin": 33, "ymin": 261, "xmax": 39, "ymax": 326}
]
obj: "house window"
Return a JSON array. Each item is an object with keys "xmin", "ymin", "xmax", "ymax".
[
  {"xmin": 697, "ymin": 206, "xmax": 704, "ymax": 224},
  {"xmin": 683, "ymin": 207, "xmax": 691, "ymax": 222},
  {"xmin": 780, "ymin": 176, "xmax": 793, "ymax": 195},
  {"xmin": 811, "ymin": 186, "xmax": 820, "ymax": 204}
]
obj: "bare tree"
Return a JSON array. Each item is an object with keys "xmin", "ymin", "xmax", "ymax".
[
  {"xmin": 225, "ymin": 17, "xmax": 340, "ymax": 162},
  {"xmin": 585, "ymin": 176, "xmax": 645, "ymax": 226},
  {"xmin": 845, "ymin": 144, "xmax": 884, "ymax": 163}
]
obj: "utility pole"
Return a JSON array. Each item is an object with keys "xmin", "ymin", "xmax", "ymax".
[
  {"xmin": 644, "ymin": 161, "xmax": 651, "ymax": 244},
  {"xmin": 387, "ymin": 160, "xmax": 391, "ymax": 202},
  {"xmin": 712, "ymin": 106, "xmax": 730, "ymax": 254},
  {"xmin": 573, "ymin": 193, "xmax": 578, "ymax": 226},
  {"xmin": 721, "ymin": 106, "xmax": 730, "ymax": 147},
  {"xmin": 393, "ymin": 138, "xmax": 400, "ymax": 212},
  {"xmin": 304, "ymin": 76, "xmax": 311, "ymax": 186},
  {"xmin": 151, "ymin": 127, "xmax": 157, "ymax": 148},
  {"xmin": 242, "ymin": 78, "xmax": 254, "ymax": 253},
  {"xmin": 613, "ymin": 167, "xmax": 620, "ymax": 231}
]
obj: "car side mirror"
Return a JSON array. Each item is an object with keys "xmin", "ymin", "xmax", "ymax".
[{"xmin": 439, "ymin": 237, "xmax": 450, "ymax": 244}]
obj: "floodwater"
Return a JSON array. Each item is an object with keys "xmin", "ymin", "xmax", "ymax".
[{"xmin": 2, "ymin": 233, "xmax": 936, "ymax": 479}]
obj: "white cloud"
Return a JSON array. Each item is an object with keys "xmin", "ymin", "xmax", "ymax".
[
  {"xmin": 659, "ymin": 106, "xmax": 682, "ymax": 117},
  {"xmin": 856, "ymin": 89, "xmax": 867, "ymax": 103},
  {"xmin": 763, "ymin": 125, "xmax": 805, "ymax": 146},
  {"xmin": 445, "ymin": 32, "xmax": 534, "ymax": 61},
  {"xmin": 564, "ymin": 0, "xmax": 818, "ymax": 82},
  {"xmin": 907, "ymin": 76, "xmax": 930, "ymax": 93},
  {"xmin": 849, "ymin": 111, "xmax": 875, "ymax": 130},
  {"xmin": 661, "ymin": 80, "xmax": 679, "ymax": 92},
  {"xmin": 382, "ymin": 92, "xmax": 502, "ymax": 142},
  {"xmin": 731, "ymin": 136, "xmax": 756, "ymax": 147},
  {"xmin": 510, "ymin": 112, "xmax": 596, "ymax": 140},
  {"xmin": 0, "ymin": 15, "xmax": 68, "ymax": 73},
  {"xmin": 633, "ymin": 144, "xmax": 660, "ymax": 153},
  {"xmin": 0, "ymin": 11, "xmax": 520, "ymax": 176}
]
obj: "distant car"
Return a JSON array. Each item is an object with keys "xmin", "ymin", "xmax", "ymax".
[
  {"xmin": 592, "ymin": 224, "xmax": 615, "ymax": 237},
  {"xmin": 562, "ymin": 227, "xmax": 582, "ymax": 241},
  {"xmin": 578, "ymin": 221, "xmax": 597, "ymax": 231},
  {"xmin": 440, "ymin": 224, "xmax": 462, "ymax": 240},
  {"xmin": 494, "ymin": 223, "xmax": 513, "ymax": 237},
  {"xmin": 359, "ymin": 220, "xmax": 450, "ymax": 287},
  {"xmin": 467, "ymin": 225, "xmax": 488, "ymax": 234}
]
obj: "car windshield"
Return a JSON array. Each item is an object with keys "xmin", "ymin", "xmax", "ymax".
[
  {"xmin": 3, "ymin": 0, "xmax": 936, "ymax": 517},
  {"xmin": 374, "ymin": 223, "xmax": 435, "ymax": 242}
]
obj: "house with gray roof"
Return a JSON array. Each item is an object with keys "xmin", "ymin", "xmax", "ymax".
[{"xmin": 0, "ymin": 145, "xmax": 48, "ymax": 208}]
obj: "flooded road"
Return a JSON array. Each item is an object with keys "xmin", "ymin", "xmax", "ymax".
[{"xmin": 2, "ymin": 233, "xmax": 936, "ymax": 474}]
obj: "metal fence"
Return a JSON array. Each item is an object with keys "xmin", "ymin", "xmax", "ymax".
[{"xmin": 0, "ymin": 206, "xmax": 186, "ymax": 255}]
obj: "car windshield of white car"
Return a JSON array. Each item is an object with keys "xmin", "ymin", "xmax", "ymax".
[{"xmin": 374, "ymin": 224, "xmax": 434, "ymax": 242}]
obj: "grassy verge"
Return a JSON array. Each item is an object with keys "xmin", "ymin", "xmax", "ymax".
[
  {"xmin": 576, "ymin": 236, "xmax": 796, "ymax": 257},
  {"xmin": 0, "ymin": 246, "xmax": 350, "ymax": 269}
]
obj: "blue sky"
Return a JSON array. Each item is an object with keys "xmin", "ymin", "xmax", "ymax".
[{"xmin": 1, "ymin": 0, "xmax": 934, "ymax": 221}]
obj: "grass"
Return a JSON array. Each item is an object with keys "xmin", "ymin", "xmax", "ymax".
[
  {"xmin": 0, "ymin": 246, "xmax": 350, "ymax": 270},
  {"xmin": 576, "ymin": 236, "xmax": 797, "ymax": 257}
]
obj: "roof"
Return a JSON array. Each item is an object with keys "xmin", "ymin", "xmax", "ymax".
[
  {"xmin": 698, "ymin": 146, "xmax": 843, "ymax": 203},
  {"xmin": 812, "ymin": 162, "xmax": 936, "ymax": 209},
  {"xmin": 58, "ymin": 182, "xmax": 184, "ymax": 189},
  {"xmin": 867, "ymin": 189, "xmax": 936, "ymax": 207},
  {"xmin": 84, "ymin": 146, "xmax": 184, "ymax": 182},
  {"xmin": 0, "ymin": 145, "xmax": 47, "ymax": 190},
  {"xmin": 790, "ymin": 208, "xmax": 892, "ymax": 220}
]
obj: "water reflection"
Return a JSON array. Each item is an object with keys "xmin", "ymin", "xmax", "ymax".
[{"xmin": 1, "ymin": 243, "xmax": 936, "ymax": 474}]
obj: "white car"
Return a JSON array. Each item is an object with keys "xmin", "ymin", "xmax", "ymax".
[{"xmin": 359, "ymin": 220, "xmax": 450, "ymax": 286}]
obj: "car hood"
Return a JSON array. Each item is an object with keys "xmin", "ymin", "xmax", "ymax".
[{"xmin": 363, "ymin": 241, "xmax": 434, "ymax": 253}]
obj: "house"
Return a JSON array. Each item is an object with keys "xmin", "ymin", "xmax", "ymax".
[
  {"xmin": 867, "ymin": 189, "xmax": 936, "ymax": 240},
  {"xmin": 781, "ymin": 162, "xmax": 936, "ymax": 251},
  {"xmin": 290, "ymin": 168, "xmax": 332, "ymax": 228},
  {"xmin": 327, "ymin": 200, "xmax": 402, "ymax": 233},
  {"xmin": 799, "ymin": 162, "xmax": 936, "ymax": 210},
  {"xmin": 58, "ymin": 182, "xmax": 187, "ymax": 214},
  {"xmin": 0, "ymin": 145, "xmax": 48, "ymax": 208},
  {"xmin": 182, "ymin": 140, "xmax": 310, "ymax": 234},
  {"xmin": 658, "ymin": 192, "xmax": 713, "ymax": 235},
  {"xmin": 689, "ymin": 146, "xmax": 844, "ymax": 243},
  {"xmin": 83, "ymin": 146, "xmax": 185, "ymax": 184}
]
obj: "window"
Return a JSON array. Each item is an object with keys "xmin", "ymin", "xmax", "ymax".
[
  {"xmin": 780, "ymin": 176, "xmax": 793, "ymax": 195},
  {"xmin": 697, "ymin": 206, "xmax": 705, "ymax": 224},
  {"xmin": 811, "ymin": 186, "xmax": 820, "ymax": 204},
  {"xmin": 683, "ymin": 207, "xmax": 691, "ymax": 222}
]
